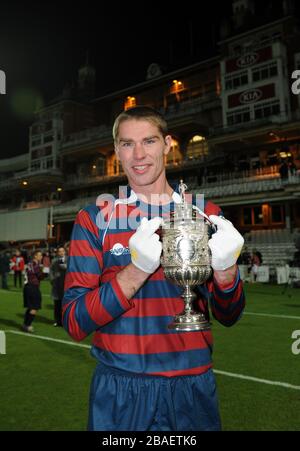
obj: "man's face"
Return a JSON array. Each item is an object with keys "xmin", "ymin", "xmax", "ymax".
[
  {"xmin": 57, "ymin": 248, "xmax": 65, "ymax": 258},
  {"xmin": 115, "ymin": 119, "xmax": 172, "ymax": 189},
  {"xmin": 36, "ymin": 252, "xmax": 43, "ymax": 263}
]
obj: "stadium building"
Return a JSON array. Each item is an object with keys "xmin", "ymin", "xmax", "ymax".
[{"xmin": 1, "ymin": 0, "xmax": 300, "ymax": 278}]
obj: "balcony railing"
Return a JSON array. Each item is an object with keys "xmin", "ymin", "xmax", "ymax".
[
  {"xmin": 209, "ymin": 112, "xmax": 290, "ymax": 136},
  {"xmin": 65, "ymin": 172, "xmax": 126, "ymax": 188},
  {"xmin": 62, "ymin": 125, "xmax": 111, "ymax": 149},
  {"xmin": 14, "ymin": 168, "xmax": 62, "ymax": 179},
  {"xmin": 0, "ymin": 178, "xmax": 17, "ymax": 190},
  {"xmin": 162, "ymin": 92, "xmax": 220, "ymax": 120},
  {"xmin": 191, "ymin": 171, "xmax": 300, "ymax": 198}
]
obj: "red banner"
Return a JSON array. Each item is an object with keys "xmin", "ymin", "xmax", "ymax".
[{"xmin": 226, "ymin": 47, "xmax": 273, "ymax": 74}]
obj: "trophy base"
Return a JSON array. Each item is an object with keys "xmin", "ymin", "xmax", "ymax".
[{"xmin": 168, "ymin": 313, "xmax": 211, "ymax": 332}]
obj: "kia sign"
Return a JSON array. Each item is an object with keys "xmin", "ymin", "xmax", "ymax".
[
  {"xmin": 228, "ymin": 83, "xmax": 275, "ymax": 108},
  {"xmin": 237, "ymin": 53, "xmax": 259, "ymax": 68},
  {"xmin": 239, "ymin": 89, "xmax": 262, "ymax": 104},
  {"xmin": 225, "ymin": 46, "xmax": 273, "ymax": 74}
]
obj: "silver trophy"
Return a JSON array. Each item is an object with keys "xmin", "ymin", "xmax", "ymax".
[{"xmin": 160, "ymin": 180, "xmax": 212, "ymax": 331}]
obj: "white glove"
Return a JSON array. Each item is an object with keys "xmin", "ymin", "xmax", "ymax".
[
  {"xmin": 129, "ymin": 217, "xmax": 163, "ymax": 274},
  {"xmin": 208, "ymin": 215, "xmax": 244, "ymax": 271}
]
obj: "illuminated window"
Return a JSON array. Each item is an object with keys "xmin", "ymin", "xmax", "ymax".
[
  {"xmin": 113, "ymin": 159, "xmax": 123, "ymax": 175},
  {"xmin": 124, "ymin": 96, "xmax": 136, "ymax": 110},
  {"xmin": 186, "ymin": 135, "xmax": 208, "ymax": 160},
  {"xmin": 164, "ymin": 139, "xmax": 182, "ymax": 166},
  {"xmin": 107, "ymin": 153, "xmax": 124, "ymax": 176}
]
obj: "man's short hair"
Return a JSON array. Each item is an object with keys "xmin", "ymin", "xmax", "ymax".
[{"xmin": 112, "ymin": 106, "xmax": 168, "ymax": 143}]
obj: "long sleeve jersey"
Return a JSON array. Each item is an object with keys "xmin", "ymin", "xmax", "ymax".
[
  {"xmin": 25, "ymin": 260, "xmax": 44, "ymax": 286},
  {"xmin": 11, "ymin": 256, "xmax": 25, "ymax": 272},
  {"xmin": 63, "ymin": 187, "xmax": 245, "ymax": 377}
]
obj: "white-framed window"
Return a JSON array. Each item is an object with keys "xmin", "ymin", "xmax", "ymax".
[
  {"xmin": 225, "ymin": 71, "xmax": 248, "ymax": 90},
  {"xmin": 31, "ymin": 137, "xmax": 42, "ymax": 147},
  {"xmin": 252, "ymin": 61, "xmax": 278, "ymax": 82},
  {"xmin": 227, "ymin": 107, "xmax": 251, "ymax": 126},
  {"xmin": 254, "ymin": 100, "xmax": 280, "ymax": 119}
]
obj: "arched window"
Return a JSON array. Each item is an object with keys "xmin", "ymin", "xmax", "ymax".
[{"xmin": 186, "ymin": 135, "xmax": 208, "ymax": 160}]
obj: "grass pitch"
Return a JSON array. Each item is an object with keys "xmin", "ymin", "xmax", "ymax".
[{"xmin": 0, "ymin": 276, "xmax": 299, "ymax": 431}]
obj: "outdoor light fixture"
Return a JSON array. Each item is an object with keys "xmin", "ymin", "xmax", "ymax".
[
  {"xmin": 124, "ymin": 96, "xmax": 136, "ymax": 110},
  {"xmin": 171, "ymin": 80, "xmax": 184, "ymax": 94}
]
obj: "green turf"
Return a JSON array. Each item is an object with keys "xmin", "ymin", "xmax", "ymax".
[{"xmin": 0, "ymin": 277, "xmax": 300, "ymax": 430}]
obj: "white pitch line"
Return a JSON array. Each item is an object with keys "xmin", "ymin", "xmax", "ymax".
[
  {"xmin": 5, "ymin": 330, "xmax": 300, "ymax": 392},
  {"xmin": 244, "ymin": 311, "xmax": 300, "ymax": 320},
  {"xmin": 1, "ymin": 290, "xmax": 300, "ymax": 320},
  {"xmin": 214, "ymin": 370, "xmax": 300, "ymax": 391},
  {"xmin": 0, "ymin": 289, "xmax": 52, "ymax": 297},
  {"xmin": 6, "ymin": 330, "xmax": 90, "ymax": 349}
]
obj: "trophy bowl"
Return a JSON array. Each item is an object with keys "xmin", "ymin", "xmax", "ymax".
[{"xmin": 160, "ymin": 183, "xmax": 212, "ymax": 331}]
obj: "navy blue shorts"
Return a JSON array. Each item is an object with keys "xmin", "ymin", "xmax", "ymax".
[
  {"xmin": 88, "ymin": 364, "xmax": 221, "ymax": 431},
  {"xmin": 23, "ymin": 284, "xmax": 42, "ymax": 310}
]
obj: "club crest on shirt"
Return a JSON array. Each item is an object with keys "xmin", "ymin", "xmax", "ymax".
[{"xmin": 110, "ymin": 243, "xmax": 130, "ymax": 256}]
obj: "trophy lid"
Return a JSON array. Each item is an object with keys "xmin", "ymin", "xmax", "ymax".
[{"xmin": 164, "ymin": 179, "xmax": 199, "ymax": 227}]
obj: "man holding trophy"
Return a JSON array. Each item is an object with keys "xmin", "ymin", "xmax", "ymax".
[{"xmin": 63, "ymin": 106, "xmax": 245, "ymax": 431}]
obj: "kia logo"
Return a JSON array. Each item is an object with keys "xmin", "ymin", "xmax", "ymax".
[
  {"xmin": 239, "ymin": 89, "xmax": 262, "ymax": 104},
  {"xmin": 237, "ymin": 53, "xmax": 258, "ymax": 68}
]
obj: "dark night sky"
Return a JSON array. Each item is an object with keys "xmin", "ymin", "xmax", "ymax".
[{"xmin": 0, "ymin": 0, "xmax": 296, "ymax": 159}]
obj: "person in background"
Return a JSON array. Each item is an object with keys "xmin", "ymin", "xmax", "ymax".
[
  {"xmin": 21, "ymin": 248, "xmax": 29, "ymax": 265},
  {"xmin": 11, "ymin": 249, "xmax": 25, "ymax": 288},
  {"xmin": 279, "ymin": 159, "xmax": 289, "ymax": 181},
  {"xmin": 22, "ymin": 250, "xmax": 44, "ymax": 333},
  {"xmin": 0, "ymin": 251, "xmax": 11, "ymax": 290},
  {"xmin": 42, "ymin": 251, "xmax": 51, "ymax": 278},
  {"xmin": 251, "ymin": 249, "xmax": 263, "ymax": 282},
  {"xmin": 50, "ymin": 246, "xmax": 67, "ymax": 327},
  {"xmin": 288, "ymin": 157, "xmax": 297, "ymax": 176}
]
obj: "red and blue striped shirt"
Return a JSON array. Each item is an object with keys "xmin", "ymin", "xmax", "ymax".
[{"xmin": 62, "ymin": 188, "xmax": 245, "ymax": 377}]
